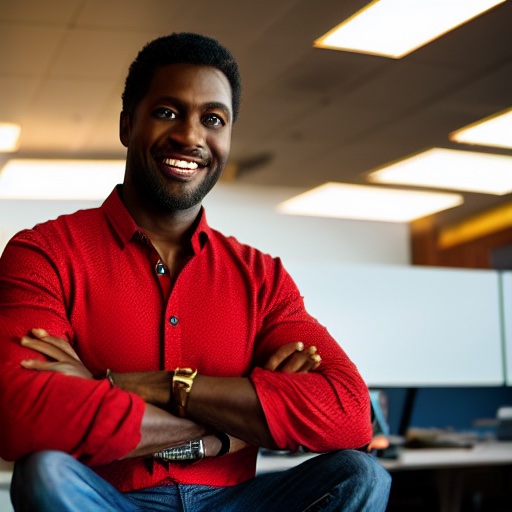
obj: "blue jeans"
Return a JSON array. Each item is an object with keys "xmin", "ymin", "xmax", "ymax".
[{"xmin": 11, "ymin": 450, "xmax": 391, "ymax": 511}]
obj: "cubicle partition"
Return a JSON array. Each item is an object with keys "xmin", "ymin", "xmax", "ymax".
[
  {"xmin": 502, "ymin": 272, "xmax": 512, "ymax": 386},
  {"xmin": 284, "ymin": 263, "xmax": 506, "ymax": 387}
]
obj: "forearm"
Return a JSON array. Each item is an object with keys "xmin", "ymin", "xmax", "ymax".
[
  {"xmin": 111, "ymin": 371, "xmax": 172, "ymax": 407},
  {"xmin": 186, "ymin": 375, "xmax": 276, "ymax": 449},
  {"xmin": 124, "ymin": 402, "xmax": 210, "ymax": 458},
  {"xmin": 112, "ymin": 371, "xmax": 274, "ymax": 449}
]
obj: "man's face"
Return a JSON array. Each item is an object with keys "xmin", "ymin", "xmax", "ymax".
[{"xmin": 120, "ymin": 63, "xmax": 233, "ymax": 213}]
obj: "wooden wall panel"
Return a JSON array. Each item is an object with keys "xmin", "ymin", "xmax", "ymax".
[{"xmin": 411, "ymin": 216, "xmax": 512, "ymax": 269}]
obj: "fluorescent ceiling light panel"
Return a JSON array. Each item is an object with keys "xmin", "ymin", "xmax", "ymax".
[
  {"xmin": 368, "ymin": 148, "xmax": 512, "ymax": 195},
  {"xmin": 0, "ymin": 159, "xmax": 125, "ymax": 200},
  {"xmin": 277, "ymin": 182, "xmax": 463, "ymax": 222},
  {"xmin": 314, "ymin": 0, "xmax": 506, "ymax": 58},
  {"xmin": 0, "ymin": 123, "xmax": 21, "ymax": 152},
  {"xmin": 450, "ymin": 107, "xmax": 512, "ymax": 149}
]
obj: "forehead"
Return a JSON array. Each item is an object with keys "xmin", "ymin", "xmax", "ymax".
[{"xmin": 145, "ymin": 63, "xmax": 232, "ymax": 111}]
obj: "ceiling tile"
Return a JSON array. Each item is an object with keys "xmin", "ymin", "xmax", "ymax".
[
  {"xmin": 47, "ymin": 28, "xmax": 160, "ymax": 79},
  {"xmin": 76, "ymin": 0, "xmax": 188, "ymax": 30},
  {"xmin": 0, "ymin": 23, "xmax": 66, "ymax": 76},
  {"xmin": 19, "ymin": 78, "xmax": 114, "ymax": 152},
  {"xmin": 0, "ymin": 0, "xmax": 82, "ymax": 24},
  {"xmin": 0, "ymin": 76, "xmax": 39, "ymax": 121}
]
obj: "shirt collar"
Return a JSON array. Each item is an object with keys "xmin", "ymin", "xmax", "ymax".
[{"xmin": 101, "ymin": 186, "xmax": 211, "ymax": 252}]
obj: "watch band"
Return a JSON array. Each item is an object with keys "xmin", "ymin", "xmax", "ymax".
[
  {"xmin": 172, "ymin": 367, "xmax": 198, "ymax": 417},
  {"xmin": 214, "ymin": 432, "xmax": 231, "ymax": 457},
  {"xmin": 154, "ymin": 438, "xmax": 205, "ymax": 461}
]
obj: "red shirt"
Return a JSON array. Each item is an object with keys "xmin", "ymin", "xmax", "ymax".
[{"xmin": 0, "ymin": 187, "xmax": 372, "ymax": 492}]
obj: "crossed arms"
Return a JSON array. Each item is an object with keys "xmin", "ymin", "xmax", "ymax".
[
  {"xmin": 19, "ymin": 328, "xmax": 321, "ymax": 460},
  {"xmin": 0, "ymin": 228, "xmax": 373, "ymax": 467}
]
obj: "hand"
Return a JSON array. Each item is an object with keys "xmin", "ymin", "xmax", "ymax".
[
  {"xmin": 20, "ymin": 328, "xmax": 93, "ymax": 379},
  {"xmin": 263, "ymin": 341, "xmax": 321, "ymax": 373}
]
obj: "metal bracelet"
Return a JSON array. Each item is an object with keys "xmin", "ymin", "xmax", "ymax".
[{"xmin": 153, "ymin": 438, "xmax": 205, "ymax": 461}]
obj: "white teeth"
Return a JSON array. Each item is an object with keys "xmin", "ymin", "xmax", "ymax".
[{"xmin": 164, "ymin": 158, "xmax": 198, "ymax": 170}]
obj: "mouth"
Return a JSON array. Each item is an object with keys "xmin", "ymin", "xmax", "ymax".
[{"xmin": 160, "ymin": 157, "xmax": 206, "ymax": 179}]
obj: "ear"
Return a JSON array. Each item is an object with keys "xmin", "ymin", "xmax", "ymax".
[{"xmin": 119, "ymin": 111, "xmax": 131, "ymax": 148}]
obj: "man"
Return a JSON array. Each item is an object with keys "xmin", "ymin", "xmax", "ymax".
[{"xmin": 0, "ymin": 33, "xmax": 391, "ymax": 511}]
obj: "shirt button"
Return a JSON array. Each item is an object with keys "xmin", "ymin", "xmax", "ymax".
[
  {"xmin": 155, "ymin": 260, "xmax": 168, "ymax": 275},
  {"xmin": 169, "ymin": 316, "xmax": 179, "ymax": 326}
]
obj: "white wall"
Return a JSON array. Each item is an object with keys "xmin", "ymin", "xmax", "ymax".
[
  {"xmin": 204, "ymin": 184, "xmax": 410, "ymax": 265},
  {"xmin": 0, "ymin": 183, "xmax": 410, "ymax": 265}
]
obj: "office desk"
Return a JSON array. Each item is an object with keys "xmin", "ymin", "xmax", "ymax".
[
  {"xmin": 257, "ymin": 441, "xmax": 512, "ymax": 512},
  {"xmin": 256, "ymin": 440, "xmax": 512, "ymax": 473},
  {"xmin": 380, "ymin": 440, "xmax": 512, "ymax": 471}
]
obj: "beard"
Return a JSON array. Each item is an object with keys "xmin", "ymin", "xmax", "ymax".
[{"xmin": 129, "ymin": 156, "xmax": 223, "ymax": 213}]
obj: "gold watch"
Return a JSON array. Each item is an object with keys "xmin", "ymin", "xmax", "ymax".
[{"xmin": 172, "ymin": 367, "xmax": 198, "ymax": 417}]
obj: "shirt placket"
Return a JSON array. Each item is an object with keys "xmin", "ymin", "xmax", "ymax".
[{"xmin": 141, "ymin": 238, "xmax": 182, "ymax": 370}]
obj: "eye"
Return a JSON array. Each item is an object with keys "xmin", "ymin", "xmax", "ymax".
[
  {"xmin": 203, "ymin": 113, "xmax": 225, "ymax": 127},
  {"xmin": 152, "ymin": 108, "xmax": 176, "ymax": 119}
]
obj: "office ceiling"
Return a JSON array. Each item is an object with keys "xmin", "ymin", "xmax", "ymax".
[{"xmin": 1, "ymin": 0, "xmax": 511, "ymax": 227}]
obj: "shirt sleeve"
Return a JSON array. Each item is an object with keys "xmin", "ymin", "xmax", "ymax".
[
  {"xmin": 249, "ymin": 259, "xmax": 373, "ymax": 453},
  {"xmin": 0, "ymin": 230, "xmax": 145, "ymax": 466}
]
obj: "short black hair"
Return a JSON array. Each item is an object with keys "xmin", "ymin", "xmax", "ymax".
[{"xmin": 122, "ymin": 32, "xmax": 241, "ymax": 121}]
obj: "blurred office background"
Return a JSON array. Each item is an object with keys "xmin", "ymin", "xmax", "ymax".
[{"xmin": 1, "ymin": 1, "xmax": 512, "ymax": 510}]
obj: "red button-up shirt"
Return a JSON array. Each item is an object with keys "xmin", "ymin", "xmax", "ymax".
[{"xmin": 0, "ymin": 187, "xmax": 372, "ymax": 491}]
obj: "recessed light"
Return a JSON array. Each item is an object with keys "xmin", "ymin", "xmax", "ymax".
[
  {"xmin": 368, "ymin": 148, "xmax": 512, "ymax": 195},
  {"xmin": 0, "ymin": 159, "xmax": 125, "ymax": 200},
  {"xmin": 277, "ymin": 182, "xmax": 463, "ymax": 223},
  {"xmin": 450, "ymin": 107, "xmax": 512, "ymax": 149},
  {"xmin": 0, "ymin": 123, "xmax": 21, "ymax": 152},
  {"xmin": 314, "ymin": 0, "xmax": 506, "ymax": 58}
]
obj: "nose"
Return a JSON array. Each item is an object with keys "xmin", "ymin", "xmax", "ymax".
[{"xmin": 168, "ymin": 116, "xmax": 205, "ymax": 149}]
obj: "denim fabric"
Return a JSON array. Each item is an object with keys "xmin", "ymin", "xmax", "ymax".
[{"xmin": 11, "ymin": 450, "xmax": 391, "ymax": 511}]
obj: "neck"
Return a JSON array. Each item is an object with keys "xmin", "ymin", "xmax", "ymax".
[{"xmin": 119, "ymin": 185, "xmax": 201, "ymax": 272}]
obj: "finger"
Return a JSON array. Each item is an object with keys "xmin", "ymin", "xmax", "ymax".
[
  {"xmin": 270, "ymin": 344, "xmax": 323, "ymax": 373},
  {"xmin": 21, "ymin": 359, "xmax": 66, "ymax": 371},
  {"xmin": 263, "ymin": 342, "xmax": 304, "ymax": 371},
  {"xmin": 20, "ymin": 337, "xmax": 77, "ymax": 364},
  {"xmin": 311, "ymin": 353, "xmax": 322, "ymax": 370},
  {"xmin": 306, "ymin": 346, "xmax": 321, "ymax": 370},
  {"xmin": 293, "ymin": 352, "xmax": 322, "ymax": 373},
  {"xmin": 29, "ymin": 329, "xmax": 80, "ymax": 361},
  {"xmin": 30, "ymin": 328, "xmax": 79, "ymax": 359},
  {"xmin": 278, "ymin": 350, "xmax": 313, "ymax": 373},
  {"xmin": 21, "ymin": 359, "xmax": 91, "ymax": 379},
  {"xmin": 294, "ymin": 351, "xmax": 322, "ymax": 373}
]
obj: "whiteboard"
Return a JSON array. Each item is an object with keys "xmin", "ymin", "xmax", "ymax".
[
  {"xmin": 502, "ymin": 272, "xmax": 512, "ymax": 386},
  {"xmin": 284, "ymin": 263, "xmax": 504, "ymax": 387}
]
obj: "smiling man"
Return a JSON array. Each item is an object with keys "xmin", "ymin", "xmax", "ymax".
[{"xmin": 0, "ymin": 33, "xmax": 391, "ymax": 511}]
